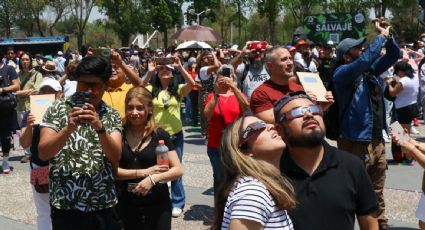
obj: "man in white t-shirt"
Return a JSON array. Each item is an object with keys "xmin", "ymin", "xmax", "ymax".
[{"xmin": 230, "ymin": 41, "xmax": 270, "ymax": 100}]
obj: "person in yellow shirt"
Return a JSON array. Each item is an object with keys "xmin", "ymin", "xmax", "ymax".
[
  {"xmin": 102, "ymin": 51, "xmax": 150, "ymax": 121},
  {"xmin": 144, "ymin": 53, "xmax": 195, "ymax": 217}
]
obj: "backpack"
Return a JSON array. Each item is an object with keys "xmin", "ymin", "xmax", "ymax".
[{"xmin": 323, "ymin": 74, "xmax": 360, "ymax": 140}]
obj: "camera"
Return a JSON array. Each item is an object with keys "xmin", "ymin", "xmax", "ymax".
[
  {"xmin": 92, "ymin": 48, "xmax": 111, "ymax": 58},
  {"xmin": 69, "ymin": 91, "xmax": 91, "ymax": 108},
  {"xmin": 249, "ymin": 41, "xmax": 267, "ymax": 52}
]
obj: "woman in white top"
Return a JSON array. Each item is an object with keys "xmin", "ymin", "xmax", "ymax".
[
  {"xmin": 211, "ymin": 116, "xmax": 295, "ymax": 230},
  {"xmin": 387, "ymin": 61, "xmax": 419, "ymax": 133}
]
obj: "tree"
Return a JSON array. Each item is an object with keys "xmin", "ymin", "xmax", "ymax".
[
  {"xmin": 388, "ymin": 0, "xmax": 421, "ymax": 42},
  {"xmin": 47, "ymin": 0, "xmax": 70, "ymax": 36},
  {"xmin": 0, "ymin": 0, "xmax": 18, "ymax": 37},
  {"xmin": 186, "ymin": 0, "xmax": 220, "ymax": 25},
  {"xmin": 282, "ymin": 0, "xmax": 321, "ymax": 26},
  {"xmin": 254, "ymin": 0, "xmax": 284, "ymax": 45},
  {"xmin": 149, "ymin": 0, "xmax": 173, "ymax": 48},
  {"xmin": 69, "ymin": 0, "xmax": 96, "ymax": 48},
  {"xmin": 98, "ymin": 0, "xmax": 151, "ymax": 47},
  {"xmin": 229, "ymin": 0, "xmax": 249, "ymax": 45}
]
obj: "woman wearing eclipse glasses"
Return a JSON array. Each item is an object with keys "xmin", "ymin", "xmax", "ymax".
[{"xmin": 211, "ymin": 115, "xmax": 295, "ymax": 230}]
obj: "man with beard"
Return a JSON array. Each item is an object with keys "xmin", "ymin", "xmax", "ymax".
[
  {"xmin": 230, "ymin": 41, "xmax": 270, "ymax": 100},
  {"xmin": 102, "ymin": 50, "xmax": 146, "ymax": 120},
  {"xmin": 333, "ymin": 18, "xmax": 400, "ymax": 230},
  {"xmin": 274, "ymin": 91, "xmax": 379, "ymax": 230}
]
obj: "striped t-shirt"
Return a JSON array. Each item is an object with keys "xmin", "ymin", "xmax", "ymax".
[{"xmin": 221, "ymin": 176, "xmax": 293, "ymax": 229}]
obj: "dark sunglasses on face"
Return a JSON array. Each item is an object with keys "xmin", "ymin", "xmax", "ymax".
[
  {"xmin": 77, "ymin": 81, "xmax": 103, "ymax": 94},
  {"xmin": 279, "ymin": 105, "xmax": 323, "ymax": 123},
  {"xmin": 238, "ymin": 121, "xmax": 266, "ymax": 147}
]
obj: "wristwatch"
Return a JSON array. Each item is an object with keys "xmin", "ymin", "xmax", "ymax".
[{"xmin": 95, "ymin": 123, "xmax": 106, "ymax": 134}]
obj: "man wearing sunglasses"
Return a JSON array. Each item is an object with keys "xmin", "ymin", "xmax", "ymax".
[
  {"xmin": 38, "ymin": 56, "xmax": 123, "ymax": 229},
  {"xmin": 333, "ymin": 18, "xmax": 400, "ymax": 230},
  {"xmin": 274, "ymin": 91, "xmax": 379, "ymax": 230}
]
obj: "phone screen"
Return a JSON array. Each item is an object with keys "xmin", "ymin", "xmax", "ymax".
[{"xmin": 390, "ymin": 121, "xmax": 410, "ymax": 142}]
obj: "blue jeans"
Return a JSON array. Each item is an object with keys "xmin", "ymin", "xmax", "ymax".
[
  {"xmin": 207, "ymin": 147, "xmax": 223, "ymax": 193},
  {"xmin": 171, "ymin": 131, "xmax": 185, "ymax": 209},
  {"xmin": 184, "ymin": 95, "xmax": 192, "ymax": 123}
]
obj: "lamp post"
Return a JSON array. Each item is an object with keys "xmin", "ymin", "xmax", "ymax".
[{"xmin": 188, "ymin": 8, "xmax": 211, "ymax": 25}]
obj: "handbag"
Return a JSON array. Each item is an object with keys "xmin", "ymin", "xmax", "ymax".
[
  {"xmin": 30, "ymin": 164, "xmax": 49, "ymax": 193},
  {"xmin": 0, "ymin": 92, "xmax": 17, "ymax": 110}
]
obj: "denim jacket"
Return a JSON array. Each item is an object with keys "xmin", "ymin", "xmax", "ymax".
[{"xmin": 333, "ymin": 35, "xmax": 400, "ymax": 141}]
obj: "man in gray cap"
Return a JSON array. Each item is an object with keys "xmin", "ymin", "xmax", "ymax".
[{"xmin": 332, "ymin": 18, "xmax": 400, "ymax": 230}]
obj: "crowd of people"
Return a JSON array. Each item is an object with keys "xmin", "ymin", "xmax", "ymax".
[{"xmin": 2, "ymin": 18, "xmax": 425, "ymax": 230}]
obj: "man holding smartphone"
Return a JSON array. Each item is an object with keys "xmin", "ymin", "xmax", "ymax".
[
  {"xmin": 333, "ymin": 18, "xmax": 400, "ymax": 230},
  {"xmin": 38, "ymin": 56, "xmax": 123, "ymax": 230}
]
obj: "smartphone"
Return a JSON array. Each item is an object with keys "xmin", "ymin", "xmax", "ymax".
[
  {"xmin": 155, "ymin": 57, "xmax": 174, "ymax": 65},
  {"xmin": 390, "ymin": 121, "xmax": 410, "ymax": 142},
  {"xmin": 127, "ymin": 183, "xmax": 138, "ymax": 192},
  {"xmin": 69, "ymin": 91, "xmax": 91, "ymax": 108},
  {"xmin": 92, "ymin": 48, "xmax": 111, "ymax": 58},
  {"xmin": 250, "ymin": 41, "xmax": 267, "ymax": 51},
  {"xmin": 222, "ymin": 67, "xmax": 231, "ymax": 77}
]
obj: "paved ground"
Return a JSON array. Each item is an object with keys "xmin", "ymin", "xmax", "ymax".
[{"xmin": 1, "ymin": 124, "xmax": 425, "ymax": 229}]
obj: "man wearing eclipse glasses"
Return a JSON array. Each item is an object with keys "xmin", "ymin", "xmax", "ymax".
[{"xmin": 274, "ymin": 91, "xmax": 379, "ymax": 230}]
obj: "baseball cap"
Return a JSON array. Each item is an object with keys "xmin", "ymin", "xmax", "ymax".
[
  {"xmin": 336, "ymin": 37, "xmax": 366, "ymax": 62},
  {"xmin": 39, "ymin": 78, "xmax": 62, "ymax": 92},
  {"xmin": 57, "ymin": 51, "xmax": 63, "ymax": 56},
  {"xmin": 273, "ymin": 91, "xmax": 315, "ymax": 122}
]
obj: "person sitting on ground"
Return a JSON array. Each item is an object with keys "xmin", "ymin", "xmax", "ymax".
[{"xmin": 211, "ymin": 115, "xmax": 295, "ymax": 230}]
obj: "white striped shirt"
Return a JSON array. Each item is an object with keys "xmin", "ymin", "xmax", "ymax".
[{"xmin": 221, "ymin": 176, "xmax": 293, "ymax": 230}]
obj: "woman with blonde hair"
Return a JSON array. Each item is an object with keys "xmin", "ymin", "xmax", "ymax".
[
  {"xmin": 212, "ymin": 116, "xmax": 295, "ymax": 230},
  {"xmin": 115, "ymin": 86, "xmax": 183, "ymax": 230}
]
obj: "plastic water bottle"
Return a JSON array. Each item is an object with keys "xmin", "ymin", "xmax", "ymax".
[
  {"xmin": 155, "ymin": 140, "xmax": 169, "ymax": 184},
  {"xmin": 156, "ymin": 140, "xmax": 169, "ymax": 165}
]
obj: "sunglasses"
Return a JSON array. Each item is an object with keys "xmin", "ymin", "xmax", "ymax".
[
  {"xmin": 279, "ymin": 105, "xmax": 322, "ymax": 123},
  {"xmin": 77, "ymin": 81, "xmax": 103, "ymax": 94},
  {"xmin": 238, "ymin": 121, "xmax": 266, "ymax": 147}
]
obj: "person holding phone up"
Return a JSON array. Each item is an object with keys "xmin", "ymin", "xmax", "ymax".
[
  {"xmin": 203, "ymin": 64, "xmax": 249, "ymax": 193},
  {"xmin": 143, "ymin": 53, "xmax": 195, "ymax": 217},
  {"xmin": 115, "ymin": 86, "xmax": 183, "ymax": 230},
  {"xmin": 38, "ymin": 56, "xmax": 123, "ymax": 230}
]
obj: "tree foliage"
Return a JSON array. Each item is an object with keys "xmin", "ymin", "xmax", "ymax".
[{"xmin": 69, "ymin": 0, "xmax": 96, "ymax": 48}]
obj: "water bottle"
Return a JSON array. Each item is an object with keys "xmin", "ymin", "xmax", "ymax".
[
  {"xmin": 155, "ymin": 140, "xmax": 169, "ymax": 184},
  {"xmin": 156, "ymin": 140, "xmax": 169, "ymax": 165}
]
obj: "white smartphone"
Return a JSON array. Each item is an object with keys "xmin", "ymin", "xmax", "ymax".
[{"xmin": 390, "ymin": 121, "xmax": 410, "ymax": 142}]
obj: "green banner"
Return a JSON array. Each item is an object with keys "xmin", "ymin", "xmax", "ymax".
[{"xmin": 303, "ymin": 12, "xmax": 366, "ymax": 45}]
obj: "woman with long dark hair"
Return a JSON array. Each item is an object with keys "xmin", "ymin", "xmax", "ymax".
[
  {"xmin": 115, "ymin": 87, "xmax": 183, "ymax": 229},
  {"xmin": 203, "ymin": 64, "xmax": 249, "ymax": 193},
  {"xmin": 212, "ymin": 116, "xmax": 295, "ymax": 230},
  {"xmin": 145, "ymin": 54, "xmax": 195, "ymax": 217},
  {"xmin": 196, "ymin": 51, "xmax": 220, "ymax": 137},
  {"xmin": 387, "ymin": 61, "xmax": 419, "ymax": 163}
]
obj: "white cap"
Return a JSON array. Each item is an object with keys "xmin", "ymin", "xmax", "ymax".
[
  {"xmin": 327, "ymin": 40, "xmax": 334, "ymax": 45},
  {"xmin": 57, "ymin": 51, "xmax": 63, "ymax": 56},
  {"xmin": 39, "ymin": 78, "xmax": 62, "ymax": 92},
  {"xmin": 133, "ymin": 50, "xmax": 138, "ymax": 55}
]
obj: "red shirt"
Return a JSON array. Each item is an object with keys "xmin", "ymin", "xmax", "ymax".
[
  {"xmin": 250, "ymin": 79, "xmax": 304, "ymax": 114},
  {"xmin": 205, "ymin": 93, "xmax": 243, "ymax": 148}
]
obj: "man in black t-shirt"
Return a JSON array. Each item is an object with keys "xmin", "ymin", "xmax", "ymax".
[{"xmin": 274, "ymin": 92, "xmax": 379, "ymax": 230}]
